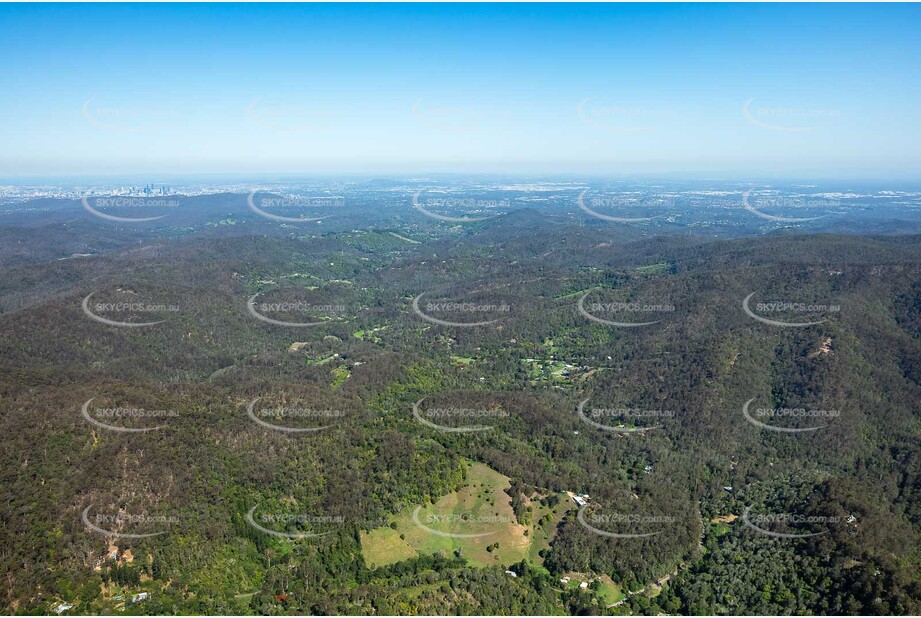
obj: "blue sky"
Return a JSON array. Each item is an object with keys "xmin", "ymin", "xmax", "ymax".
[{"xmin": 1, "ymin": 3, "xmax": 919, "ymax": 179}]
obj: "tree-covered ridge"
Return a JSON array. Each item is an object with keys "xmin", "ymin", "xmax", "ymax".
[{"xmin": 0, "ymin": 212, "xmax": 919, "ymax": 615}]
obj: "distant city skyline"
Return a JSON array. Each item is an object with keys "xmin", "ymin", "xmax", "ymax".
[{"xmin": 2, "ymin": 3, "xmax": 920, "ymax": 179}]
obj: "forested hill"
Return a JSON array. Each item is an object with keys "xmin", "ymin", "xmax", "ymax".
[{"xmin": 1, "ymin": 213, "xmax": 919, "ymax": 615}]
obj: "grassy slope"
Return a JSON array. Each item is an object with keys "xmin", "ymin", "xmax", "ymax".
[{"xmin": 362, "ymin": 461, "xmax": 572, "ymax": 570}]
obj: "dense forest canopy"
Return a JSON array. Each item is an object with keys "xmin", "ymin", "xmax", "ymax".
[{"xmin": 1, "ymin": 185, "xmax": 920, "ymax": 615}]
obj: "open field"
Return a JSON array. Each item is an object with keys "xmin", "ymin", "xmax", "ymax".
[{"xmin": 362, "ymin": 461, "xmax": 572, "ymax": 570}]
